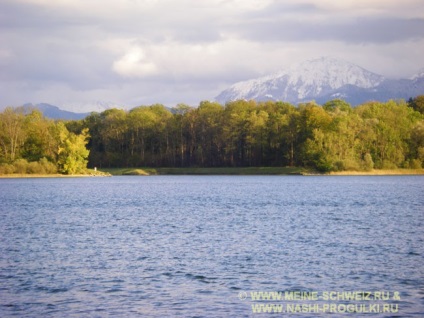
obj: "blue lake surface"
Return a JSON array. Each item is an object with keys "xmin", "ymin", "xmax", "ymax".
[{"xmin": 0, "ymin": 176, "xmax": 423, "ymax": 317}]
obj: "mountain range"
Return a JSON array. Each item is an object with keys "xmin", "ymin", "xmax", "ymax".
[
  {"xmin": 8, "ymin": 57, "xmax": 424, "ymax": 120},
  {"xmin": 15, "ymin": 101, "xmax": 126, "ymax": 120},
  {"xmin": 22, "ymin": 103, "xmax": 91, "ymax": 120},
  {"xmin": 215, "ymin": 57, "xmax": 424, "ymax": 105},
  {"xmin": 20, "ymin": 103, "xmax": 178, "ymax": 120}
]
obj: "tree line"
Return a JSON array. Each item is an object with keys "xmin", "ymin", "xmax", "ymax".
[
  {"xmin": 1, "ymin": 96, "xmax": 424, "ymax": 173},
  {"xmin": 74, "ymin": 97, "xmax": 424, "ymax": 172}
]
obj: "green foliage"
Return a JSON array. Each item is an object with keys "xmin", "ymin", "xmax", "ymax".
[
  {"xmin": 78, "ymin": 97, "xmax": 423, "ymax": 171},
  {"xmin": 409, "ymin": 120, "xmax": 424, "ymax": 162},
  {"xmin": 0, "ymin": 107, "xmax": 26, "ymax": 162},
  {"xmin": 355, "ymin": 100, "xmax": 421, "ymax": 169},
  {"xmin": 0, "ymin": 157, "xmax": 57, "ymax": 174},
  {"xmin": 0, "ymin": 108, "xmax": 90, "ymax": 174},
  {"xmin": 2, "ymin": 96, "xmax": 424, "ymax": 173},
  {"xmin": 408, "ymin": 95, "xmax": 424, "ymax": 114},
  {"xmin": 408, "ymin": 159, "xmax": 422, "ymax": 169},
  {"xmin": 27, "ymin": 161, "xmax": 42, "ymax": 174},
  {"xmin": 57, "ymin": 124, "xmax": 90, "ymax": 174},
  {"xmin": 323, "ymin": 99, "xmax": 352, "ymax": 113},
  {"xmin": 363, "ymin": 153, "xmax": 374, "ymax": 171},
  {"xmin": 13, "ymin": 158, "xmax": 29, "ymax": 174},
  {"xmin": 0, "ymin": 163, "xmax": 15, "ymax": 174}
]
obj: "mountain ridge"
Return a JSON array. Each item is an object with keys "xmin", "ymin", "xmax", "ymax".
[
  {"xmin": 215, "ymin": 57, "xmax": 424, "ymax": 105},
  {"xmin": 22, "ymin": 103, "xmax": 91, "ymax": 120},
  {"xmin": 19, "ymin": 103, "xmax": 178, "ymax": 120}
]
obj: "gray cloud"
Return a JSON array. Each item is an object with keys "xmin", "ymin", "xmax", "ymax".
[
  {"xmin": 231, "ymin": 17, "xmax": 424, "ymax": 43},
  {"xmin": 1, "ymin": 0, "xmax": 424, "ymax": 110}
]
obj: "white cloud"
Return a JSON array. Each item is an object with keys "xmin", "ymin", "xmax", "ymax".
[{"xmin": 112, "ymin": 46, "xmax": 158, "ymax": 78}]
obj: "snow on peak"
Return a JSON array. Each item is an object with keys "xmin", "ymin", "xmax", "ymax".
[
  {"xmin": 216, "ymin": 57, "xmax": 386, "ymax": 103},
  {"xmin": 410, "ymin": 68, "xmax": 424, "ymax": 80},
  {"xmin": 286, "ymin": 57, "xmax": 383, "ymax": 88}
]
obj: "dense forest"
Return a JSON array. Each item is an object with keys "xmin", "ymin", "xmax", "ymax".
[{"xmin": 1, "ymin": 96, "xmax": 424, "ymax": 174}]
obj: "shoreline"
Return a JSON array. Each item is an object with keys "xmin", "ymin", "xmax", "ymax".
[
  {"xmin": 0, "ymin": 174, "xmax": 112, "ymax": 178},
  {"xmin": 1, "ymin": 168, "xmax": 423, "ymax": 178},
  {"xmin": 0, "ymin": 174, "xmax": 96, "ymax": 178},
  {"xmin": 0, "ymin": 170, "xmax": 111, "ymax": 178},
  {"xmin": 102, "ymin": 167, "xmax": 424, "ymax": 176}
]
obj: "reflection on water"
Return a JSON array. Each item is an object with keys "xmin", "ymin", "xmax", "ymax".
[{"xmin": 0, "ymin": 176, "xmax": 423, "ymax": 317}]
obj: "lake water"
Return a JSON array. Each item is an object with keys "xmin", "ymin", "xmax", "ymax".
[{"xmin": 0, "ymin": 176, "xmax": 423, "ymax": 317}]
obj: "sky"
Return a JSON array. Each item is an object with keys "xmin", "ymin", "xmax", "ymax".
[{"xmin": 1, "ymin": 0, "xmax": 424, "ymax": 112}]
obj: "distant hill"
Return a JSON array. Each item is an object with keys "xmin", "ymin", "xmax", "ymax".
[
  {"xmin": 22, "ymin": 103, "xmax": 91, "ymax": 120},
  {"xmin": 215, "ymin": 57, "xmax": 424, "ymax": 105},
  {"xmin": 19, "ymin": 103, "xmax": 179, "ymax": 120}
]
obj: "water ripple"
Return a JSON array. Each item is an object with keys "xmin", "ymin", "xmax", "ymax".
[{"xmin": 0, "ymin": 176, "xmax": 423, "ymax": 317}]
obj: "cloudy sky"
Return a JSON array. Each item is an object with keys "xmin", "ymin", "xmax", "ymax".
[{"xmin": 1, "ymin": 0, "xmax": 424, "ymax": 111}]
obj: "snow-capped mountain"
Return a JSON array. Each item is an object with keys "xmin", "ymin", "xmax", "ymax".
[
  {"xmin": 411, "ymin": 68, "xmax": 424, "ymax": 81},
  {"xmin": 215, "ymin": 57, "xmax": 424, "ymax": 105}
]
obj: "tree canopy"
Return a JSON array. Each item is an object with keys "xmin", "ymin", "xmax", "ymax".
[
  {"xmin": 78, "ymin": 97, "xmax": 423, "ymax": 172},
  {"xmin": 1, "ymin": 96, "xmax": 424, "ymax": 174}
]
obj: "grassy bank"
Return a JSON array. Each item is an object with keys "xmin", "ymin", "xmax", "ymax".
[
  {"xmin": 100, "ymin": 167, "xmax": 306, "ymax": 176},
  {"xmin": 328, "ymin": 169, "xmax": 424, "ymax": 175}
]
